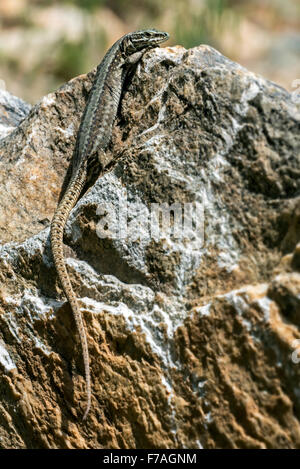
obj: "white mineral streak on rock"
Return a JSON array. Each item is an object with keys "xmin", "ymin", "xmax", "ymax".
[
  {"xmin": 0, "ymin": 342, "xmax": 16, "ymax": 372},
  {"xmin": 0, "ymin": 123, "xmax": 15, "ymax": 139},
  {"xmin": 67, "ymin": 257, "xmax": 186, "ymax": 370}
]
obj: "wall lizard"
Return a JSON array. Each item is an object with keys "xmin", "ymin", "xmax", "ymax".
[{"xmin": 50, "ymin": 29, "xmax": 169, "ymax": 420}]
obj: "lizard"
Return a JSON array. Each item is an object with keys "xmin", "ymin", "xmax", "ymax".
[{"xmin": 50, "ymin": 29, "xmax": 169, "ymax": 420}]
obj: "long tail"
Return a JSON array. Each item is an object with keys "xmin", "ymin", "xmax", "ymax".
[{"xmin": 50, "ymin": 163, "xmax": 91, "ymax": 420}]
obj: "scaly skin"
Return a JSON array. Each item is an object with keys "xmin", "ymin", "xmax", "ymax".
[{"xmin": 50, "ymin": 29, "xmax": 169, "ymax": 420}]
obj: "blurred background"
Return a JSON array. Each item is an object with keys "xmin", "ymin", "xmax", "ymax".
[{"xmin": 0, "ymin": 0, "xmax": 299, "ymax": 103}]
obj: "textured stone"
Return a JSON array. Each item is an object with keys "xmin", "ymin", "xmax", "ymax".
[
  {"xmin": 0, "ymin": 89, "xmax": 31, "ymax": 138},
  {"xmin": 0, "ymin": 73, "xmax": 96, "ymax": 243},
  {"xmin": 0, "ymin": 44, "xmax": 299, "ymax": 449}
]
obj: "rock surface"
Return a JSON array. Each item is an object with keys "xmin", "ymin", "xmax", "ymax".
[{"xmin": 0, "ymin": 44, "xmax": 299, "ymax": 449}]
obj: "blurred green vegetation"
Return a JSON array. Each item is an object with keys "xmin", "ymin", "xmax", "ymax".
[
  {"xmin": 52, "ymin": 0, "xmax": 240, "ymax": 83},
  {"xmin": 107, "ymin": 0, "xmax": 164, "ymax": 20},
  {"xmin": 0, "ymin": 0, "xmax": 298, "ymax": 101},
  {"xmin": 173, "ymin": 0, "xmax": 239, "ymax": 49},
  {"xmin": 65, "ymin": 0, "xmax": 162, "ymax": 16},
  {"xmin": 52, "ymin": 38, "xmax": 91, "ymax": 81},
  {"xmin": 65, "ymin": 0, "xmax": 106, "ymax": 11},
  {"xmin": 52, "ymin": 30, "xmax": 107, "ymax": 82}
]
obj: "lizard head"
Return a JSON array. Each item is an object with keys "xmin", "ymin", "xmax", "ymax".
[{"xmin": 123, "ymin": 29, "xmax": 169, "ymax": 54}]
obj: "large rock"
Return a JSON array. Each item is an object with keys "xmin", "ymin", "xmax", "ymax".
[{"xmin": 0, "ymin": 44, "xmax": 299, "ymax": 449}]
